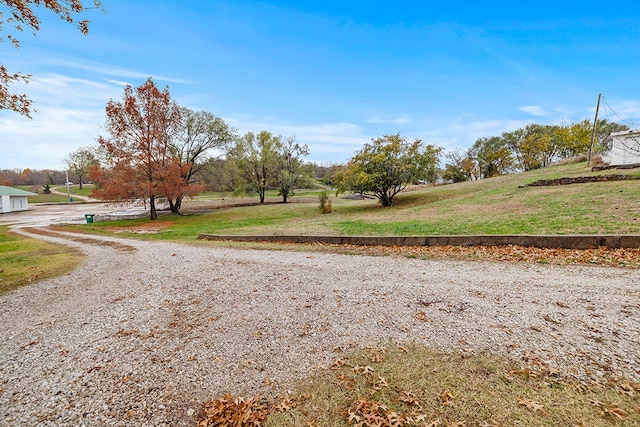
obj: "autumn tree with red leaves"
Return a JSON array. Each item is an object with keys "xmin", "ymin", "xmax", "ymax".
[
  {"xmin": 90, "ymin": 78, "xmax": 197, "ymax": 220},
  {"xmin": 1, "ymin": 0, "xmax": 103, "ymax": 117}
]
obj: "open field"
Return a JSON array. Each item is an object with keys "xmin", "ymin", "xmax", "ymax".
[
  {"xmin": 68, "ymin": 162, "xmax": 640, "ymax": 240},
  {"xmin": 51, "ymin": 184, "xmax": 95, "ymax": 198}
]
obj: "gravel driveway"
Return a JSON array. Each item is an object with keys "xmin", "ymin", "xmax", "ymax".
[{"xmin": 1, "ymin": 228, "xmax": 638, "ymax": 426}]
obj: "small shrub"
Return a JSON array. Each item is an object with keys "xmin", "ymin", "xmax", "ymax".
[
  {"xmin": 42, "ymin": 184, "xmax": 51, "ymax": 194},
  {"xmin": 318, "ymin": 189, "xmax": 332, "ymax": 213}
]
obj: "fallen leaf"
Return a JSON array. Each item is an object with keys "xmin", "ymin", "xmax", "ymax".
[
  {"xmin": 600, "ymin": 403, "xmax": 625, "ymax": 420},
  {"xmin": 439, "ymin": 390, "xmax": 454, "ymax": 405},
  {"xmin": 619, "ymin": 382, "xmax": 639, "ymax": 396},
  {"xmin": 399, "ymin": 390, "xmax": 421, "ymax": 407},
  {"xmin": 348, "ymin": 411, "xmax": 362, "ymax": 423},
  {"xmin": 518, "ymin": 398, "xmax": 546, "ymax": 414},
  {"xmin": 330, "ymin": 357, "xmax": 346, "ymax": 369},
  {"xmin": 415, "ymin": 311, "xmax": 429, "ymax": 321},
  {"xmin": 353, "ymin": 365, "xmax": 375, "ymax": 376}
]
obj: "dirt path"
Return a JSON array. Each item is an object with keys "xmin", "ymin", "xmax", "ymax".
[{"xmin": 50, "ymin": 186, "xmax": 97, "ymax": 202}]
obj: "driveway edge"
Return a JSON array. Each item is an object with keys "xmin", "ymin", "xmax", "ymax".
[{"xmin": 198, "ymin": 234, "xmax": 640, "ymax": 249}]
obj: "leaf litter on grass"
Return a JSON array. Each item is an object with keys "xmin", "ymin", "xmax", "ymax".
[
  {"xmin": 301, "ymin": 243, "xmax": 640, "ymax": 269},
  {"xmin": 198, "ymin": 344, "xmax": 640, "ymax": 426}
]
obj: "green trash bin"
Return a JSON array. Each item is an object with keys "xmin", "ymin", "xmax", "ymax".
[{"xmin": 85, "ymin": 214, "xmax": 95, "ymax": 224}]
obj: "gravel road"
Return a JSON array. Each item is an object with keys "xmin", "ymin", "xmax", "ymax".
[{"xmin": 1, "ymin": 228, "xmax": 638, "ymax": 426}]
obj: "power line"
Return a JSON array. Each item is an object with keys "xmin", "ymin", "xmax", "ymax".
[{"xmin": 601, "ymin": 95, "xmax": 637, "ymax": 128}]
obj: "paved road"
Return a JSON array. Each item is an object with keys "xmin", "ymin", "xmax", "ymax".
[{"xmin": 0, "ymin": 202, "xmax": 149, "ymax": 228}]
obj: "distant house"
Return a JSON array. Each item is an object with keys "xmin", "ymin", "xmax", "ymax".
[
  {"xmin": 0, "ymin": 186, "xmax": 38, "ymax": 213},
  {"xmin": 609, "ymin": 130, "xmax": 640, "ymax": 165}
]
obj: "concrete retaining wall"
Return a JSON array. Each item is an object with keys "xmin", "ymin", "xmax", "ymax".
[{"xmin": 198, "ymin": 234, "xmax": 640, "ymax": 249}]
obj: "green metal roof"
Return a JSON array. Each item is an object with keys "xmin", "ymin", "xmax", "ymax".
[{"xmin": 0, "ymin": 186, "xmax": 38, "ymax": 196}]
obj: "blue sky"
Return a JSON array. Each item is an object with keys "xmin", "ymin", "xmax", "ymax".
[{"xmin": 2, "ymin": 0, "xmax": 640, "ymax": 169}]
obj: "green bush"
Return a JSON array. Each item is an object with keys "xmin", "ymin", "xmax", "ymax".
[{"xmin": 318, "ymin": 189, "xmax": 332, "ymax": 213}]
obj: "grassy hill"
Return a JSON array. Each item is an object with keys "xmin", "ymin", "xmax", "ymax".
[
  {"xmin": 326, "ymin": 161, "xmax": 640, "ymax": 236},
  {"xmin": 75, "ymin": 161, "xmax": 640, "ymax": 239}
]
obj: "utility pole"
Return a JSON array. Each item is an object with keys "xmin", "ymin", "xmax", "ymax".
[
  {"xmin": 65, "ymin": 171, "xmax": 71, "ymax": 204},
  {"xmin": 587, "ymin": 93, "xmax": 602, "ymax": 167}
]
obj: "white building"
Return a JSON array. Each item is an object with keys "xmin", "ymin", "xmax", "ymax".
[
  {"xmin": 609, "ymin": 130, "xmax": 640, "ymax": 165},
  {"xmin": 0, "ymin": 186, "xmax": 38, "ymax": 213}
]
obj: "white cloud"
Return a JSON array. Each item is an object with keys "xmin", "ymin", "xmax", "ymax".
[
  {"xmin": 366, "ymin": 115, "xmax": 412, "ymax": 125},
  {"xmin": 40, "ymin": 57, "xmax": 190, "ymax": 84},
  {"xmin": 0, "ymin": 106, "xmax": 104, "ymax": 169},
  {"xmin": 466, "ymin": 119, "xmax": 532, "ymax": 133},
  {"xmin": 0, "ymin": 73, "xmax": 117, "ymax": 169},
  {"xmin": 518, "ymin": 105, "xmax": 548, "ymax": 116},
  {"xmin": 105, "ymin": 79, "xmax": 131, "ymax": 87},
  {"xmin": 226, "ymin": 117, "xmax": 369, "ymax": 162}
]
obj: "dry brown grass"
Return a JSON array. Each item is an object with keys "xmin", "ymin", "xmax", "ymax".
[{"xmin": 198, "ymin": 344, "xmax": 640, "ymax": 427}]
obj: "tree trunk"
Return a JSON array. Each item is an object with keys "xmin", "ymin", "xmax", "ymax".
[
  {"xmin": 259, "ymin": 188, "xmax": 265, "ymax": 203},
  {"xmin": 379, "ymin": 192, "xmax": 393, "ymax": 207},
  {"xmin": 149, "ymin": 196, "xmax": 158, "ymax": 220},
  {"xmin": 169, "ymin": 196, "xmax": 182, "ymax": 214},
  {"xmin": 79, "ymin": 178, "xmax": 83, "ymax": 190}
]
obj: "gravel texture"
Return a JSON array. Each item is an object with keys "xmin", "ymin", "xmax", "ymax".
[{"xmin": 1, "ymin": 229, "xmax": 639, "ymax": 426}]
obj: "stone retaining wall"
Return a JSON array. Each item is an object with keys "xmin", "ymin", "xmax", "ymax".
[
  {"xmin": 198, "ymin": 233, "xmax": 640, "ymax": 249},
  {"xmin": 521, "ymin": 174, "xmax": 640, "ymax": 187}
]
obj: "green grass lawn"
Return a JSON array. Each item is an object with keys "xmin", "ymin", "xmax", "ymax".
[
  {"xmin": 65, "ymin": 184, "xmax": 94, "ymax": 197},
  {"xmin": 50, "ymin": 184, "xmax": 94, "ymax": 198},
  {"xmin": 69, "ymin": 161, "xmax": 640, "ymax": 239},
  {"xmin": 0, "ymin": 226, "xmax": 85, "ymax": 294},
  {"xmin": 15, "ymin": 185, "xmax": 71, "ymax": 203},
  {"xmin": 15, "ymin": 185, "xmax": 90, "ymax": 203}
]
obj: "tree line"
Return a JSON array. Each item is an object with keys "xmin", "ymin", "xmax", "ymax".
[
  {"xmin": 85, "ymin": 78, "xmax": 313, "ymax": 219},
  {"xmin": 87, "ymin": 75, "xmax": 443, "ymax": 212},
  {"xmin": 3, "ymin": 76, "xmax": 630, "ymax": 213},
  {"xmin": 0, "ymin": 169, "xmax": 71, "ymax": 188},
  {"xmin": 4, "ymin": 82, "xmax": 630, "ymax": 213},
  {"xmin": 441, "ymin": 120, "xmax": 628, "ymax": 183}
]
